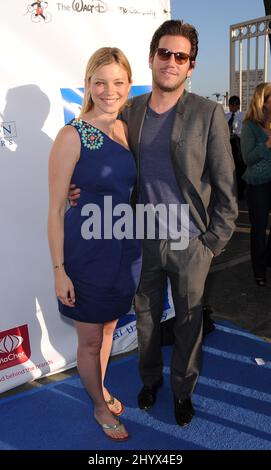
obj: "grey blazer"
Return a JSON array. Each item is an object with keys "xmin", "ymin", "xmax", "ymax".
[{"xmin": 122, "ymin": 90, "xmax": 238, "ymax": 256}]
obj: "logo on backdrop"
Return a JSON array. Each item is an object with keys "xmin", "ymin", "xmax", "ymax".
[
  {"xmin": 71, "ymin": 1, "xmax": 107, "ymax": 13},
  {"xmin": 55, "ymin": 2, "xmax": 157, "ymax": 16},
  {"xmin": 118, "ymin": 5, "xmax": 156, "ymax": 17},
  {"xmin": 25, "ymin": 1, "xmax": 52, "ymax": 23},
  {"xmin": 0, "ymin": 121, "xmax": 17, "ymax": 149},
  {"xmin": 56, "ymin": 1, "xmax": 108, "ymax": 13},
  {"xmin": 0, "ymin": 325, "xmax": 31, "ymax": 371}
]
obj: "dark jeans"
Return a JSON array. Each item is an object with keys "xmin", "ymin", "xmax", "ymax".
[
  {"xmin": 246, "ymin": 182, "xmax": 271, "ymax": 278},
  {"xmin": 134, "ymin": 237, "xmax": 213, "ymax": 399}
]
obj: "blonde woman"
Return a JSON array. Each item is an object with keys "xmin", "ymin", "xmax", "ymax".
[
  {"xmin": 241, "ymin": 82, "xmax": 271, "ymax": 286},
  {"xmin": 48, "ymin": 48, "xmax": 142, "ymax": 440}
]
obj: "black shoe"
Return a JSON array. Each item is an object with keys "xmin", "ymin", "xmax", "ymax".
[
  {"xmin": 137, "ymin": 378, "xmax": 163, "ymax": 410},
  {"xmin": 174, "ymin": 396, "xmax": 195, "ymax": 427},
  {"xmin": 202, "ymin": 305, "xmax": 215, "ymax": 337}
]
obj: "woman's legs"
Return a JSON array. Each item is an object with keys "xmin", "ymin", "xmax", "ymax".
[
  {"xmin": 74, "ymin": 320, "xmax": 128, "ymax": 439},
  {"xmin": 247, "ymin": 182, "xmax": 271, "ymax": 280},
  {"xmin": 100, "ymin": 319, "xmax": 123, "ymax": 414}
]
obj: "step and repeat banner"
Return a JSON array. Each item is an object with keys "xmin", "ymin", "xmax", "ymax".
[{"xmin": 0, "ymin": 0, "xmax": 171, "ymax": 393}]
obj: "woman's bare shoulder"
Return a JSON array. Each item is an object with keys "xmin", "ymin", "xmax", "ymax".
[{"xmin": 57, "ymin": 123, "xmax": 80, "ymax": 139}]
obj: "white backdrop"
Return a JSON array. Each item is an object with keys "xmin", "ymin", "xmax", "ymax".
[{"xmin": 0, "ymin": 0, "xmax": 171, "ymax": 393}]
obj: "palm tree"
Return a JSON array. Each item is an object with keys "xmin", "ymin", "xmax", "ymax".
[{"xmin": 212, "ymin": 93, "xmax": 221, "ymax": 102}]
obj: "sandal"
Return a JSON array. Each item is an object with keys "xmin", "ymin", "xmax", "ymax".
[
  {"xmin": 95, "ymin": 416, "xmax": 129, "ymax": 441},
  {"xmin": 105, "ymin": 394, "xmax": 125, "ymax": 416}
]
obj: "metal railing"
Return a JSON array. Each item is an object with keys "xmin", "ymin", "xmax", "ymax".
[{"xmin": 230, "ymin": 15, "xmax": 271, "ymax": 111}]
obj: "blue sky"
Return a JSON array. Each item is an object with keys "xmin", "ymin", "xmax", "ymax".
[{"xmin": 171, "ymin": 0, "xmax": 266, "ymax": 97}]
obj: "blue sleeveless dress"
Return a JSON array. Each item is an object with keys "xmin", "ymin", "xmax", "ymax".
[{"xmin": 58, "ymin": 118, "xmax": 142, "ymax": 323}]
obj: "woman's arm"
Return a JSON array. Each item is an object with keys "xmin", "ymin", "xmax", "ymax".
[
  {"xmin": 48, "ymin": 126, "xmax": 80, "ymax": 307},
  {"xmin": 240, "ymin": 123, "xmax": 271, "ymax": 166}
]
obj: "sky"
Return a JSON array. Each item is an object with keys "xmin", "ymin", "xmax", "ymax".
[{"xmin": 171, "ymin": 0, "xmax": 267, "ymax": 98}]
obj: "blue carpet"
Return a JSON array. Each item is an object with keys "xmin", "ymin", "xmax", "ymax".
[{"xmin": 0, "ymin": 321, "xmax": 271, "ymax": 450}]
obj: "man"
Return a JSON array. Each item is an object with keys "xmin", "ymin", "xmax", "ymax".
[
  {"xmin": 70, "ymin": 20, "xmax": 238, "ymax": 427},
  {"xmin": 225, "ymin": 95, "xmax": 246, "ymax": 199}
]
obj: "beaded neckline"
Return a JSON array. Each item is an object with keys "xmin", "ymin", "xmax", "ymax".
[
  {"xmin": 71, "ymin": 118, "xmax": 104, "ymax": 150},
  {"xmin": 73, "ymin": 118, "xmax": 130, "ymax": 152}
]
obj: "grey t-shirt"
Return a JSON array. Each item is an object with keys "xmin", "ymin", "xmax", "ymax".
[{"xmin": 139, "ymin": 104, "xmax": 201, "ymax": 239}]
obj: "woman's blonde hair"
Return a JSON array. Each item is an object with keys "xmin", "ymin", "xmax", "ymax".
[
  {"xmin": 80, "ymin": 47, "xmax": 132, "ymax": 116},
  {"xmin": 244, "ymin": 82, "xmax": 271, "ymax": 124}
]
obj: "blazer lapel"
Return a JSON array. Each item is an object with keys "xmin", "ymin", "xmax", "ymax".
[
  {"xmin": 170, "ymin": 90, "xmax": 207, "ymax": 230},
  {"xmin": 170, "ymin": 89, "xmax": 189, "ymax": 156},
  {"xmin": 128, "ymin": 93, "xmax": 150, "ymax": 168}
]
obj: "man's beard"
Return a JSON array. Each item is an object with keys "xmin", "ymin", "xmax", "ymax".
[{"xmin": 153, "ymin": 73, "xmax": 186, "ymax": 93}]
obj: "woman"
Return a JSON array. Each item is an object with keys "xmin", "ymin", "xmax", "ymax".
[
  {"xmin": 48, "ymin": 48, "xmax": 142, "ymax": 440},
  {"xmin": 240, "ymin": 82, "xmax": 271, "ymax": 286}
]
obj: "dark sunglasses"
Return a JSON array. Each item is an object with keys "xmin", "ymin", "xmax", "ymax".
[{"xmin": 156, "ymin": 48, "xmax": 191, "ymax": 65}]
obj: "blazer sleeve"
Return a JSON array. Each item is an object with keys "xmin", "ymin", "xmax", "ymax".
[{"xmin": 201, "ymin": 104, "xmax": 238, "ymax": 255}]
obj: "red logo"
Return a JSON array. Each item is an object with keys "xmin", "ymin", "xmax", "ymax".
[{"xmin": 0, "ymin": 325, "xmax": 31, "ymax": 371}]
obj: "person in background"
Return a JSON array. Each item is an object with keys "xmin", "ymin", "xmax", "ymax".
[
  {"xmin": 226, "ymin": 95, "xmax": 246, "ymax": 199},
  {"xmin": 48, "ymin": 47, "xmax": 142, "ymax": 441},
  {"xmin": 240, "ymin": 82, "xmax": 271, "ymax": 287}
]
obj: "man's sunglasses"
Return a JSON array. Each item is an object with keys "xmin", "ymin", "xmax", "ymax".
[{"xmin": 156, "ymin": 48, "xmax": 191, "ymax": 65}]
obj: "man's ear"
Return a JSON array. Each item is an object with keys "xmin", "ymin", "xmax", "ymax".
[
  {"xmin": 190, "ymin": 60, "xmax": 196, "ymax": 70},
  {"xmin": 187, "ymin": 61, "xmax": 196, "ymax": 77}
]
